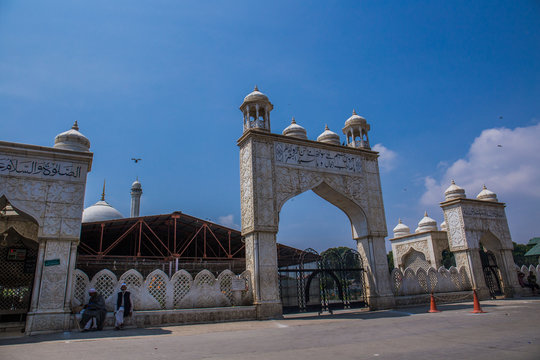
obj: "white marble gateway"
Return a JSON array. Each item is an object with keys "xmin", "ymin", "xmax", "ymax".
[
  {"xmin": 238, "ymin": 87, "xmax": 394, "ymax": 315},
  {"xmin": 0, "ymin": 122, "xmax": 93, "ymax": 334}
]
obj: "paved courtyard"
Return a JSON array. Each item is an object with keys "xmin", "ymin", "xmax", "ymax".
[{"xmin": 1, "ymin": 298, "xmax": 539, "ymax": 360}]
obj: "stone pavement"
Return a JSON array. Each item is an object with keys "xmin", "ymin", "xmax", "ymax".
[{"xmin": 1, "ymin": 298, "xmax": 539, "ymax": 360}]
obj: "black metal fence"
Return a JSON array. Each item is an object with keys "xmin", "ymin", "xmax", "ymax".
[{"xmin": 278, "ymin": 247, "xmax": 367, "ymax": 314}]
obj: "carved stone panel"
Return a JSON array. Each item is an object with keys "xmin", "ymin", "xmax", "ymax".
[
  {"xmin": 37, "ymin": 240, "xmax": 72, "ymax": 310},
  {"xmin": 240, "ymin": 141, "xmax": 255, "ymax": 232},
  {"xmin": 445, "ymin": 207, "xmax": 466, "ymax": 250}
]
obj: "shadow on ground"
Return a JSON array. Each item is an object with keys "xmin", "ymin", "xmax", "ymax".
[
  {"xmin": 282, "ymin": 301, "xmax": 499, "ymax": 321},
  {"xmin": 0, "ymin": 327, "xmax": 172, "ymax": 346}
]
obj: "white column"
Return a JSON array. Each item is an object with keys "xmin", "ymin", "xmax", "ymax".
[
  {"xmin": 255, "ymin": 104, "xmax": 260, "ymax": 127},
  {"xmin": 63, "ymin": 241, "xmax": 78, "ymax": 311}
]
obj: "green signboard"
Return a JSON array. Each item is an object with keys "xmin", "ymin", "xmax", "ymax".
[{"xmin": 44, "ymin": 259, "xmax": 60, "ymax": 267}]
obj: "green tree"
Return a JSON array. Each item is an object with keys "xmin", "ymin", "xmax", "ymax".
[
  {"xmin": 387, "ymin": 251, "xmax": 394, "ymax": 272},
  {"xmin": 512, "ymin": 242, "xmax": 535, "ymax": 266},
  {"xmin": 441, "ymin": 249, "xmax": 456, "ymax": 268}
]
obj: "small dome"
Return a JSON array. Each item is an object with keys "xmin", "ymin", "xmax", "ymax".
[
  {"xmin": 393, "ymin": 219, "xmax": 410, "ymax": 238},
  {"xmin": 440, "ymin": 220, "xmax": 447, "ymax": 231},
  {"xmin": 317, "ymin": 125, "xmax": 341, "ymax": 145},
  {"xmin": 476, "ymin": 185, "xmax": 498, "ymax": 202},
  {"xmin": 54, "ymin": 121, "xmax": 91, "ymax": 152},
  {"xmin": 444, "ymin": 180, "xmax": 466, "ymax": 201},
  {"xmin": 344, "ymin": 109, "xmax": 367, "ymax": 128},
  {"xmin": 282, "ymin": 117, "xmax": 308, "ymax": 140},
  {"xmin": 131, "ymin": 179, "xmax": 142, "ymax": 190},
  {"xmin": 415, "ymin": 211, "xmax": 438, "ymax": 233},
  {"xmin": 242, "ymin": 85, "xmax": 270, "ymax": 104},
  {"xmin": 82, "ymin": 200, "xmax": 123, "ymax": 223}
]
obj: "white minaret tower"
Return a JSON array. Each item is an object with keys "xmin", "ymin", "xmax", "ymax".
[
  {"xmin": 342, "ymin": 109, "xmax": 371, "ymax": 149},
  {"xmin": 239, "ymin": 85, "xmax": 273, "ymax": 132},
  {"xmin": 130, "ymin": 178, "xmax": 142, "ymax": 217}
]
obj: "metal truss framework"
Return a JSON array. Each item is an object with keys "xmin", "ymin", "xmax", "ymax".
[{"xmin": 78, "ymin": 212, "xmax": 245, "ymax": 262}]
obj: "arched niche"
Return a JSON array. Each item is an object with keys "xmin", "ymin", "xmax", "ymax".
[{"xmin": 0, "ymin": 196, "xmax": 39, "ymax": 243}]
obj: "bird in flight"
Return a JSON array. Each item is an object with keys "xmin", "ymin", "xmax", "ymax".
[
  {"xmin": 497, "ymin": 145, "xmax": 503, "ymax": 148},
  {"xmin": 131, "ymin": 158, "xmax": 142, "ymax": 163}
]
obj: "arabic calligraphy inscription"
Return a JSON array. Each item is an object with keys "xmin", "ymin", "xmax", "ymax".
[
  {"xmin": 274, "ymin": 142, "xmax": 362, "ymax": 174},
  {"xmin": 0, "ymin": 157, "xmax": 83, "ymax": 180}
]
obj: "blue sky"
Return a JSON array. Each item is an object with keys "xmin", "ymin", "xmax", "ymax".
[{"xmin": 1, "ymin": 1, "xmax": 539, "ymax": 252}]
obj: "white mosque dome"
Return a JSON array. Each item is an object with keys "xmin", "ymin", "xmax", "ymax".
[
  {"xmin": 282, "ymin": 117, "xmax": 308, "ymax": 140},
  {"xmin": 344, "ymin": 110, "xmax": 367, "ymax": 128},
  {"xmin": 54, "ymin": 121, "xmax": 91, "ymax": 152},
  {"xmin": 82, "ymin": 182, "xmax": 123, "ymax": 223},
  {"xmin": 317, "ymin": 125, "xmax": 341, "ymax": 145},
  {"xmin": 415, "ymin": 211, "xmax": 438, "ymax": 233},
  {"xmin": 393, "ymin": 219, "xmax": 410, "ymax": 238},
  {"xmin": 444, "ymin": 180, "xmax": 466, "ymax": 201},
  {"xmin": 476, "ymin": 185, "xmax": 498, "ymax": 202},
  {"xmin": 82, "ymin": 200, "xmax": 124, "ymax": 223}
]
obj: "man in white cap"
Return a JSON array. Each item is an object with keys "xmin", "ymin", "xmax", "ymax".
[
  {"xmin": 114, "ymin": 283, "xmax": 133, "ymax": 330},
  {"xmin": 80, "ymin": 288, "xmax": 106, "ymax": 331}
]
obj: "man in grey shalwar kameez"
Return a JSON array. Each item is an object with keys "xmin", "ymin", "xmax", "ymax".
[{"xmin": 80, "ymin": 288, "xmax": 107, "ymax": 331}]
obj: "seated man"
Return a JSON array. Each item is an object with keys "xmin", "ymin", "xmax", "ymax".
[
  {"xmin": 80, "ymin": 288, "xmax": 107, "ymax": 331},
  {"xmin": 527, "ymin": 271, "xmax": 540, "ymax": 294},
  {"xmin": 517, "ymin": 271, "xmax": 527, "ymax": 288}
]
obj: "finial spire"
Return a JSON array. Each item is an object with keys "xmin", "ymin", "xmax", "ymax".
[
  {"xmin": 254, "ymin": 85, "xmax": 259, "ymax": 91},
  {"xmin": 352, "ymin": 109, "xmax": 357, "ymax": 115},
  {"xmin": 424, "ymin": 211, "xmax": 428, "ymax": 217},
  {"xmin": 451, "ymin": 179, "xmax": 456, "ymax": 185},
  {"xmin": 72, "ymin": 121, "xmax": 79, "ymax": 131},
  {"xmin": 291, "ymin": 117, "xmax": 296, "ymax": 124},
  {"xmin": 398, "ymin": 218, "xmax": 402, "ymax": 224},
  {"xmin": 101, "ymin": 180, "xmax": 106, "ymax": 201},
  {"xmin": 482, "ymin": 184, "xmax": 487, "ymax": 190},
  {"xmin": 325, "ymin": 124, "xmax": 329, "ymax": 130}
]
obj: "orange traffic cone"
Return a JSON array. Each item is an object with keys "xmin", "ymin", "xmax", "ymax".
[
  {"xmin": 471, "ymin": 289, "xmax": 486, "ymax": 313},
  {"xmin": 428, "ymin": 293, "xmax": 441, "ymax": 313}
]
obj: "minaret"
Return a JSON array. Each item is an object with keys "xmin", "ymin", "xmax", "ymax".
[
  {"xmin": 342, "ymin": 109, "xmax": 371, "ymax": 149},
  {"xmin": 239, "ymin": 85, "xmax": 274, "ymax": 132},
  {"xmin": 130, "ymin": 178, "xmax": 142, "ymax": 217}
]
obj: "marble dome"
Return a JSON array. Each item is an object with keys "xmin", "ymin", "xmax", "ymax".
[
  {"xmin": 317, "ymin": 125, "xmax": 341, "ymax": 145},
  {"xmin": 415, "ymin": 211, "xmax": 438, "ymax": 233},
  {"xmin": 82, "ymin": 200, "xmax": 124, "ymax": 223},
  {"xmin": 476, "ymin": 185, "xmax": 498, "ymax": 202},
  {"xmin": 444, "ymin": 180, "xmax": 466, "ymax": 201},
  {"xmin": 282, "ymin": 117, "xmax": 308, "ymax": 140},
  {"xmin": 131, "ymin": 179, "xmax": 142, "ymax": 190},
  {"xmin": 440, "ymin": 220, "xmax": 447, "ymax": 231},
  {"xmin": 242, "ymin": 85, "xmax": 270, "ymax": 104},
  {"xmin": 344, "ymin": 110, "xmax": 367, "ymax": 128},
  {"xmin": 54, "ymin": 121, "xmax": 91, "ymax": 152},
  {"xmin": 393, "ymin": 219, "xmax": 410, "ymax": 238}
]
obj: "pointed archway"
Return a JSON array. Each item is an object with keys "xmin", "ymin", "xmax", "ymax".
[{"xmin": 239, "ymin": 126, "xmax": 394, "ymax": 318}]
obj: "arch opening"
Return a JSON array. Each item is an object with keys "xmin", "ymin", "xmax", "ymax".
[{"xmin": 0, "ymin": 196, "xmax": 40, "ymax": 325}]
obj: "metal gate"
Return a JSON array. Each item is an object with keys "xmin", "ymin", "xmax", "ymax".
[
  {"xmin": 479, "ymin": 249, "xmax": 502, "ymax": 298},
  {"xmin": 278, "ymin": 247, "xmax": 367, "ymax": 314},
  {"xmin": 0, "ymin": 229, "xmax": 37, "ymax": 323}
]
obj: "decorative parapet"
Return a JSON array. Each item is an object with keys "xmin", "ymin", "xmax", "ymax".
[
  {"xmin": 391, "ymin": 266, "xmax": 472, "ymax": 296},
  {"xmin": 516, "ymin": 264, "xmax": 540, "ymax": 288},
  {"xmin": 72, "ymin": 268, "xmax": 252, "ymax": 311}
]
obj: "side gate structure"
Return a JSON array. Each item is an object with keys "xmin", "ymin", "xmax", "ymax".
[{"xmin": 278, "ymin": 248, "xmax": 367, "ymax": 314}]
